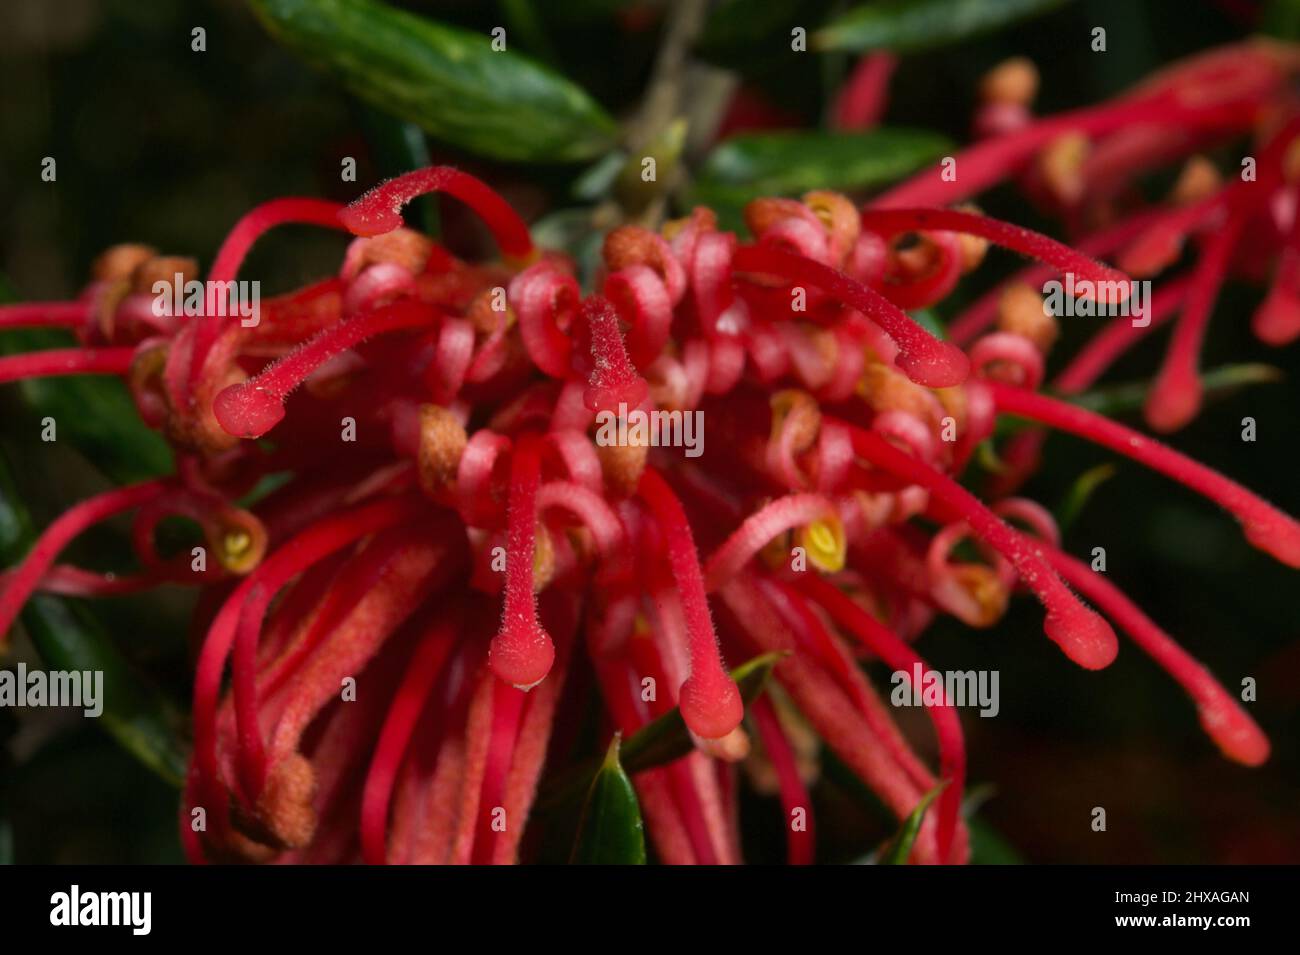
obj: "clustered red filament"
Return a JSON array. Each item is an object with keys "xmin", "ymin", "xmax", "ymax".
[{"xmin": 3, "ymin": 37, "xmax": 1300, "ymax": 866}]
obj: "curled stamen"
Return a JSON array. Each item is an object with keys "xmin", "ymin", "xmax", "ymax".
[
  {"xmin": 705, "ymin": 494, "xmax": 842, "ymax": 591},
  {"xmin": 638, "ymin": 467, "xmax": 743, "ymax": 740},
  {"xmin": 731, "ymin": 244, "xmax": 969, "ymax": 388},
  {"xmin": 987, "ymin": 383, "xmax": 1300, "ymax": 568},
  {"xmin": 338, "ymin": 166, "xmax": 534, "ymax": 261},
  {"xmin": 213, "ymin": 299, "xmax": 436, "ymax": 438},
  {"xmin": 840, "ymin": 421, "xmax": 1119, "ymax": 669},
  {"xmin": 489, "ymin": 435, "xmax": 555, "ymax": 690},
  {"xmin": 0, "ymin": 479, "xmax": 167, "ymax": 644},
  {"xmin": 191, "ymin": 198, "xmax": 350, "ymax": 390}
]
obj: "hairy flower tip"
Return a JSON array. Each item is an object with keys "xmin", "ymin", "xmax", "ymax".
[
  {"xmin": 213, "ymin": 383, "xmax": 285, "ymax": 439},
  {"xmin": 489, "ymin": 613, "xmax": 556, "ymax": 691},
  {"xmin": 1252, "ymin": 287, "xmax": 1300, "ymax": 346},
  {"xmin": 579, "ymin": 295, "xmax": 649, "ymax": 414},
  {"xmin": 1144, "ymin": 361, "xmax": 1202, "ymax": 433},
  {"xmin": 1242, "ymin": 512, "xmax": 1300, "ymax": 569},
  {"xmin": 680, "ymin": 672, "xmax": 745, "ymax": 741},
  {"xmin": 338, "ymin": 165, "xmax": 534, "ymax": 259},
  {"xmin": 1197, "ymin": 696, "xmax": 1270, "ymax": 767},
  {"xmin": 1043, "ymin": 604, "xmax": 1119, "ymax": 670}
]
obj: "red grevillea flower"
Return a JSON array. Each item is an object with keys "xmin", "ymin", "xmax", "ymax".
[{"xmin": 3, "ymin": 42, "xmax": 1297, "ymax": 863}]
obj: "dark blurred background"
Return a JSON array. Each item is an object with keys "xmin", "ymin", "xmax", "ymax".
[{"xmin": 0, "ymin": 0, "xmax": 1297, "ymax": 863}]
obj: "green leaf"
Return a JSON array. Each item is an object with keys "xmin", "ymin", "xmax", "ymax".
[
  {"xmin": 247, "ymin": 0, "xmax": 617, "ymax": 162},
  {"xmin": 0, "ymin": 453, "xmax": 188, "ymax": 787},
  {"xmin": 688, "ymin": 129, "xmax": 951, "ymax": 214},
  {"xmin": 967, "ymin": 815, "xmax": 1025, "ymax": 865},
  {"xmin": 814, "ymin": 0, "xmax": 1071, "ymax": 54},
  {"xmin": 538, "ymin": 651, "xmax": 785, "ymax": 811},
  {"xmin": 1062, "ymin": 363, "xmax": 1283, "ymax": 417},
  {"xmin": 569, "ymin": 735, "xmax": 646, "ymax": 865},
  {"xmin": 1055, "ymin": 462, "xmax": 1117, "ymax": 532},
  {"xmin": 881, "ymin": 782, "xmax": 945, "ymax": 864}
]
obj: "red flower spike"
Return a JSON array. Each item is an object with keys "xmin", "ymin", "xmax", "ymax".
[
  {"xmin": 988, "ymin": 383, "xmax": 1300, "ymax": 568},
  {"xmin": 338, "ymin": 166, "xmax": 534, "ymax": 261},
  {"xmin": 731, "ymin": 244, "xmax": 969, "ymax": 388},
  {"xmin": 0, "ymin": 347, "xmax": 135, "ymax": 385},
  {"xmin": 1046, "ymin": 545, "xmax": 1269, "ymax": 766},
  {"xmin": 213, "ymin": 299, "xmax": 436, "ymax": 438},
  {"xmin": 637, "ymin": 467, "xmax": 744, "ymax": 740},
  {"xmin": 489, "ymin": 435, "xmax": 556, "ymax": 690},
  {"xmin": 841, "ymin": 422, "xmax": 1120, "ymax": 670}
]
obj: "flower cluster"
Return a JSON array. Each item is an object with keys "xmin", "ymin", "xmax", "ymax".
[{"xmin": 2, "ymin": 42, "xmax": 1298, "ymax": 865}]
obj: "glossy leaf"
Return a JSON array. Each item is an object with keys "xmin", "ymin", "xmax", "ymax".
[
  {"xmin": 248, "ymin": 0, "xmax": 617, "ymax": 162},
  {"xmin": 814, "ymin": 0, "xmax": 1071, "ymax": 54},
  {"xmin": 688, "ymin": 129, "xmax": 950, "ymax": 211},
  {"xmin": 0, "ymin": 453, "xmax": 188, "ymax": 787},
  {"xmin": 569, "ymin": 735, "xmax": 646, "ymax": 865}
]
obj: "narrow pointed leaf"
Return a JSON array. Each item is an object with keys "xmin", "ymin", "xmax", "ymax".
[
  {"xmin": 814, "ymin": 0, "xmax": 1071, "ymax": 54},
  {"xmin": 569, "ymin": 735, "xmax": 646, "ymax": 865},
  {"xmin": 247, "ymin": 0, "xmax": 617, "ymax": 162},
  {"xmin": 882, "ymin": 781, "xmax": 946, "ymax": 864},
  {"xmin": 1056, "ymin": 462, "xmax": 1117, "ymax": 531}
]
